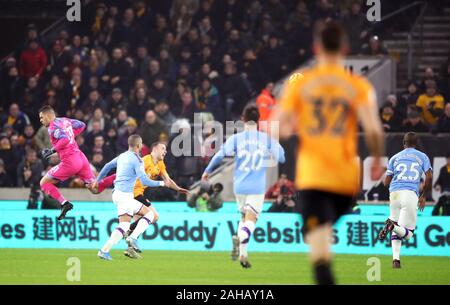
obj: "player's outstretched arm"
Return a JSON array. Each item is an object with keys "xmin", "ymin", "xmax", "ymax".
[
  {"xmin": 269, "ymin": 138, "xmax": 286, "ymax": 164},
  {"xmin": 96, "ymin": 157, "xmax": 118, "ymax": 182},
  {"xmin": 161, "ymin": 172, "xmax": 190, "ymax": 194}
]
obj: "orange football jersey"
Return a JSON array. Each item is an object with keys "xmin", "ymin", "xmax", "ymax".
[{"xmin": 279, "ymin": 64, "xmax": 375, "ymax": 196}]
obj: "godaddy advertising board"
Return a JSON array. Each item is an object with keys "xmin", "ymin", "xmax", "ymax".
[{"xmin": 0, "ymin": 210, "xmax": 448, "ymax": 256}]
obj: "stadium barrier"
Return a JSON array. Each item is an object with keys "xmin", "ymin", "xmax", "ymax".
[{"xmin": 1, "ymin": 209, "xmax": 448, "ymax": 256}]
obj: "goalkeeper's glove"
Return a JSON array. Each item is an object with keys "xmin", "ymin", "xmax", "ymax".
[{"xmin": 41, "ymin": 148, "xmax": 56, "ymax": 161}]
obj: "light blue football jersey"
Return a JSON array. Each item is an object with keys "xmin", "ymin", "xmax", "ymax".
[
  {"xmin": 386, "ymin": 148, "xmax": 432, "ymax": 195},
  {"xmin": 204, "ymin": 130, "xmax": 285, "ymax": 195}
]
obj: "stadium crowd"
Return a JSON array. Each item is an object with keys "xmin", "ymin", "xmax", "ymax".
[{"xmin": 0, "ymin": 0, "xmax": 449, "ymax": 194}]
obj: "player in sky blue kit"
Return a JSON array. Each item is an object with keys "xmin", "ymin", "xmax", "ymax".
[
  {"xmin": 202, "ymin": 105, "xmax": 285, "ymax": 268},
  {"xmin": 96, "ymin": 135, "xmax": 166, "ymax": 260},
  {"xmin": 378, "ymin": 132, "xmax": 433, "ymax": 268}
]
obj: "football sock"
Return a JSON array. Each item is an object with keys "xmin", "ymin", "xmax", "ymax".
[
  {"xmin": 41, "ymin": 182, "xmax": 66, "ymax": 204},
  {"xmin": 391, "ymin": 234, "xmax": 402, "ymax": 260},
  {"xmin": 237, "ymin": 219, "xmax": 244, "ymax": 236},
  {"xmin": 101, "ymin": 222, "xmax": 130, "ymax": 252},
  {"xmin": 129, "ymin": 217, "xmax": 142, "ymax": 232},
  {"xmin": 392, "ymin": 225, "xmax": 413, "ymax": 240},
  {"xmin": 98, "ymin": 174, "xmax": 116, "ymax": 193},
  {"xmin": 313, "ymin": 259, "xmax": 335, "ymax": 285},
  {"xmin": 130, "ymin": 211, "xmax": 154, "ymax": 239},
  {"xmin": 238, "ymin": 220, "xmax": 255, "ymax": 258}
]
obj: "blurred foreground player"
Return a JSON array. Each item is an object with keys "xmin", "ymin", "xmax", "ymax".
[
  {"xmin": 379, "ymin": 132, "xmax": 432, "ymax": 268},
  {"xmin": 38, "ymin": 105, "xmax": 96, "ymax": 220},
  {"xmin": 202, "ymin": 105, "xmax": 285, "ymax": 268},
  {"xmin": 96, "ymin": 135, "xmax": 167, "ymax": 260},
  {"xmin": 271, "ymin": 21, "xmax": 384, "ymax": 284}
]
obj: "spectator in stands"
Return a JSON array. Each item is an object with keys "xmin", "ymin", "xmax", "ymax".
[
  {"xmin": 91, "ymin": 152, "xmax": 105, "ymax": 173},
  {"xmin": 361, "ymin": 36, "xmax": 388, "ymax": 57},
  {"xmin": 434, "ymin": 152, "xmax": 450, "ymax": 194},
  {"xmin": 149, "ymin": 76, "xmax": 171, "ymax": 103},
  {"xmin": 172, "ymin": 4, "xmax": 194, "ymax": 39},
  {"xmin": 85, "ymin": 120, "xmax": 105, "ymax": 147},
  {"xmin": 217, "ymin": 63, "xmax": 249, "ymax": 120},
  {"xmin": 116, "ymin": 117, "xmax": 138, "ymax": 153},
  {"xmin": 102, "ymin": 47, "xmax": 132, "ymax": 94},
  {"xmin": 402, "ymin": 109, "xmax": 429, "ymax": 132},
  {"xmin": 16, "ymin": 149, "xmax": 43, "ymax": 188},
  {"xmin": 1, "ymin": 103, "xmax": 31, "ymax": 135},
  {"xmin": 380, "ymin": 102, "xmax": 402, "ymax": 132},
  {"xmin": 66, "ymin": 68, "xmax": 85, "ymax": 117},
  {"xmin": 260, "ymin": 34, "xmax": 288, "ymax": 81},
  {"xmin": 140, "ymin": 110, "xmax": 168, "ymax": 148},
  {"xmin": 34, "ymin": 125, "xmax": 51, "ymax": 150},
  {"xmin": 19, "ymin": 40, "xmax": 47, "ymax": 80},
  {"xmin": 342, "ymin": 0, "xmax": 368, "ymax": 54},
  {"xmin": 241, "ymin": 49, "xmax": 266, "ymax": 94},
  {"xmin": 19, "ymin": 124, "xmax": 38, "ymax": 151},
  {"xmin": 87, "ymin": 108, "xmax": 109, "ymax": 132},
  {"xmin": 106, "ymin": 87, "xmax": 128, "ymax": 119},
  {"xmin": 266, "ymin": 174, "xmax": 296, "ymax": 213},
  {"xmin": 416, "ymin": 81, "xmax": 445, "ymax": 126},
  {"xmin": 194, "ymin": 77, "xmax": 222, "ymax": 121},
  {"xmin": 155, "ymin": 100, "xmax": 177, "ymax": 131},
  {"xmin": 0, "ymin": 135, "xmax": 15, "ymax": 182},
  {"xmin": 0, "ymin": 158, "xmax": 13, "ymax": 187},
  {"xmin": 256, "ymin": 82, "xmax": 276, "ymax": 123},
  {"xmin": 81, "ymin": 89, "xmax": 107, "ymax": 118},
  {"xmin": 114, "ymin": 8, "xmax": 140, "ymax": 49},
  {"xmin": 128, "ymin": 87, "xmax": 154, "ymax": 123},
  {"xmin": 90, "ymin": 135, "xmax": 114, "ymax": 162},
  {"xmin": 420, "ymin": 67, "xmax": 439, "ymax": 92},
  {"xmin": 46, "ymin": 39, "xmax": 71, "ymax": 77},
  {"xmin": 399, "ymin": 81, "xmax": 420, "ymax": 116},
  {"xmin": 433, "ymin": 103, "xmax": 450, "ymax": 133},
  {"xmin": 1, "ymin": 64, "xmax": 22, "ymax": 109},
  {"xmin": 174, "ymin": 89, "xmax": 197, "ymax": 122}
]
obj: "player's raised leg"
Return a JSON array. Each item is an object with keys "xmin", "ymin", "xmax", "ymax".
[{"xmin": 40, "ymin": 167, "xmax": 74, "ymax": 221}]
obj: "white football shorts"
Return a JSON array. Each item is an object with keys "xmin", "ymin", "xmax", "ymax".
[
  {"xmin": 389, "ymin": 190, "xmax": 418, "ymax": 230},
  {"xmin": 112, "ymin": 190, "xmax": 144, "ymax": 217},
  {"xmin": 235, "ymin": 194, "xmax": 265, "ymax": 217}
]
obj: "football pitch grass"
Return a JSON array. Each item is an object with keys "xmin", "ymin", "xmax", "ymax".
[{"xmin": 0, "ymin": 249, "xmax": 449, "ymax": 285}]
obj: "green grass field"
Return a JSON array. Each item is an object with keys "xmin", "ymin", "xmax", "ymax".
[{"xmin": 0, "ymin": 249, "xmax": 449, "ymax": 285}]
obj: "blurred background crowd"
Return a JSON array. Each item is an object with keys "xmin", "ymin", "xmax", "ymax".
[{"xmin": 0, "ymin": 0, "xmax": 449, "ymax": 201}]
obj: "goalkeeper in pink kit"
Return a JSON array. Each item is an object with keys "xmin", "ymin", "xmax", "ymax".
[{"xmin": 38, "ymin": 105, "xmax": 96, "ymax": 220}]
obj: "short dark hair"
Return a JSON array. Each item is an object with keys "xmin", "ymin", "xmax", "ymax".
[
  {"xmin": 403, "ymin": 132, "xmax": 418, "ymax": 148},
  {"xmin": 314, "ymin": 21, "xmax": 347, "ymax": 53},
  {"xmin": 39, "ymin": 105, "xmax": 55, "ymax": 114},
  {"xmin": 242, "ymin": 104, "xmax": 260, "ymax": 123},
  {"xmin": 151, "ymin": 141, "xmax": 166, "ymax": 150}
]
